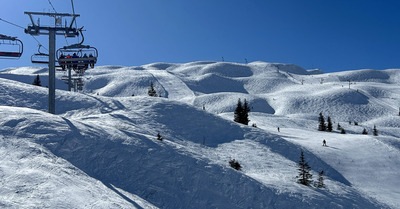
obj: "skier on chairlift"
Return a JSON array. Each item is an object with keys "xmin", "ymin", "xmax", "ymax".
[
  {"xmin": 83, "ymin": 53, "xmax": 89, "ymax": 68},
  {"xmin": 59, "ymin": 54, "xmax": 65, "ymax": 70},
  {"xmin": 89, "ymin": 53, "xmax": 94, "ymax": 68},
  {"xmin": 72, "ymin": 53, "xmax": 78, "ymax": 69},
  {"xmin": 66, "ymin": 54, "xmax": 71, "ymax": 69}
]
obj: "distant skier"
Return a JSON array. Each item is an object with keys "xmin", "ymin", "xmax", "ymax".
[
  {"xmin": 323, "ymin": 139, "xmax": 327, "ymax": 146},
  {"xmin": 277, "ymin": 127, "xmax": 280, "ymax": 132}
]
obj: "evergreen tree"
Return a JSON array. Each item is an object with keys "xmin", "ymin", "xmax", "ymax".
[
  {"xmin": 157, "ymin": 133, "xmax": 163, "ymax": 141},
  {"xmin": 317, "ymin": 170, "xmax": 325, "ymax": 188},
  {"xmin": 362, "ymin": 128, "xmax": 368, "ymax": 135},
  {"xmin": 318, "ymin": 112, "xmax": 326, "ymax": 131},
  {"xmin": 337, "ymin": 123, "xmax": 342, "ymax": 131},
  {"xmin": 297, "ymin": 151, "xmax": 313, "ymax": 186},
  {"xmin": 327, "ymin": 116, "xmax": 333, "ymax": 132},
  {"xmin": 234, "ymin": 99, "xmax": 243, "ymax": 124},
  {"xmin": 234, "ymin": 98, "xmax": 250, "ymax": 125},
  {"xmin": 373, "ymin": 125, "xmax": 378, "ymax": 136},
  {"xmin": 229, "ymin": 159, "xmax": 242, "ymax": 171},
  {"xmin": 148, "ymin": 82, "xmax": 158, "ymax": 97},
  {"xmin": 32, "ymin": 74, "xmax": 42, "ymax": 86},
  {"xmin": 341, "ymin": 128, "xmax": 346, "ymax": 134},
  {"xmin": 242, "ymin": 99, "xmax": 250, "ymax": 125}
]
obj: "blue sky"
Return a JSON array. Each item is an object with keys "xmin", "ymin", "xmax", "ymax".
[{"xmin": 1, "ymin": 0, "xmax": 399, "ymax": 73}]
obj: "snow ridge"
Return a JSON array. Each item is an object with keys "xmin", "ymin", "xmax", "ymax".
[{"xmin": 1, "ymin": 61, "xmax": 399, "ymax": 208}]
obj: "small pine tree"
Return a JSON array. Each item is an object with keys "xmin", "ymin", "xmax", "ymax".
[
  {"xmin": 362, "ymin": 128, "xmax": 368, "ymax": 135},
  {"xmin": 233, "ymin": 98, "xmax": 250, "ymax": 125},
  {"xmin": 354, "ymin": 121, "xmax": 358, "ymax": 126},
  {"xmin": 317, "ymin": 170, "xmax": 325, "ymax": 188},
  {"xmin": 32, "ymin": 74, "xmax": 42, "ymax": 86},
  {"xmin": 242, "ymin": 99, "xmax": 250, "ymax": 125},
  {"xmin": 234, "ymin": 99, "xmax": 243, "ymax": 124},
  {"xmin": 148, "ymin": 82, "xmax": 158, "ymax": 97},
  {"xmin": 297, "ymin": 151, "xmax": 313, "ymax": 186},
  {"xmin": 337, "ymin": 123, "xmax": 342, "ymax": 131},
  {"xmin": 373, "ymin": 125, "xmax": 378, "ymax": 136},
  {"xmin": 341, "ymin": 128, "xmax": 346, "ymax": 134},
  {"xmin": 327, "ymin": 117, "xmax": 333, "ymax": 132},
  {"xmin": 229, "ymin": 159, "xmax": 242, "ymax": 171},
  {"xmin": 157, "ymin": 133, "xmax": 163, "ymax": 141},
  {"xmin": 318, "ymin": 112, "xmax": 326, "ymax": 131}
]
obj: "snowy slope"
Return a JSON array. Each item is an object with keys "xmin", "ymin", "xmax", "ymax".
[
  {"xmin": 0, "ymin": 135, "xmax": 140, "ymax": 208},
  {"xmin": 0, "ymin": 107, "xmax": 157, "ymax": 209},
  {"xmin": 1, "ymin": 61, "xmax": 399, "ymax": 208}
]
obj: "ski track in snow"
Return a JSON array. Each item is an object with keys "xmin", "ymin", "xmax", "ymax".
[{"xmin": 146, "ymin": 69, "xmax": 195, "ymax": 103}]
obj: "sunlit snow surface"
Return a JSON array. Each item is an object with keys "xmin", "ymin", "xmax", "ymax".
[{"xmin": 0, "ymin": 62, "xmax": 399, "ymax": 208}]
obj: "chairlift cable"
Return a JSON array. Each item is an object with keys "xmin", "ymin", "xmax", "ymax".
[
  {"xmin": 0, "ymin": 17, "xmax": 48, "ymax": 52},
  {"xmin": 31, "ymin": 36, "xmax": 48, "ymax": 52},
  {"xmin": 47, "ymin": 0, "xmax": 57, "ymax": 13},
  {"xmin": 70, "ymin": 0, "xmax": 79, "ymax": 42},
  {"xmin": 0, "ymin": 18, "xmax": 25, "ymax": 29},
  {"xmin": 71, "ymin": 0, "xmax": 77, "ymax": 28},
  {"xmin": 71, "ymin": 0, "xmax": 76, "ymax": 18}
]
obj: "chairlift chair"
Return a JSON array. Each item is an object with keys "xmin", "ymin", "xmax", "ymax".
[
  {"xmin": 57, "ymin": 46, "xmax": 98, "ymax": 71},
  {"xmin": 0, "ymin": 34, "xmax": 23, "ymax": 59},
  {"xmin": 56, "ymin": 28, "xmax": 98, "ymax": 72},
  {"xmin": 31, "ymin": 44, "xmax": 49, "ymax": 64}
]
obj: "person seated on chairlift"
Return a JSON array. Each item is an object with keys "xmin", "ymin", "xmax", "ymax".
[
  {"xmin": 83, "ymin": 53, "xmax": 88, "ymax": 61},
  {"xmin": 72, "ymin": 53, "xmax": 78, "ymax": 69},
  {"xmin": 59, "ymin": 54, "xmax": 66, "ymax": 69},
  {"xmin": 66, "ymin": 54, "xmax": 72, "ymax": 69},
  {"xmin": 88, "ymin": 53, "xmax": 95, "ymax": 68},
  {"xmin": 83, "ymin": 53, "xmax": 89, "ymax": 68}
]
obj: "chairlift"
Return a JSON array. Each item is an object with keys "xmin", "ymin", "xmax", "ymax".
[
  {"xmin": 31, "ymin": 44, "xmax": 49, "ymax": 64},
  {"xmin": 0, "ymin": 34, "xmax": 23, "ymax": 59},
  {"xmin": 56, "ymin": 28, "xmax": 98, "ymax": 72}
]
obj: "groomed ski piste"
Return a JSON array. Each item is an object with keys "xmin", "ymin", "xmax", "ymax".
[{"xmin": 0, "ymin": 61, "xmax": 399, "ymax": 208}]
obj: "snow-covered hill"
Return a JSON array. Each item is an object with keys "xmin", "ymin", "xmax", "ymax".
[{"xmin": 0, "ymin": 61, "xmax": 399, "ymax": 208}]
